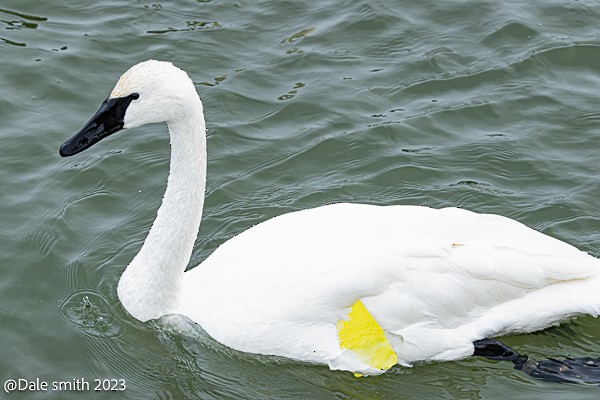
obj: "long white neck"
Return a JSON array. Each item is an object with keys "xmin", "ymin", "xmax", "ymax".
[{"xmin": 117, "ymin": 97, "xmax": 207, "ymax": 321}]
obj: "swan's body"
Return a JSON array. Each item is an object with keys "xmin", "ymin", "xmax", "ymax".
[
  {"xmin": 177, "ymin": 203, "xmax": 600, "ymax": 374},
  {"xmin": 60, "ymin": 60, "xmax": 600, "ymax": 376}
]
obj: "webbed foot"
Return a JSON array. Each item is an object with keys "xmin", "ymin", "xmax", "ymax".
[
  {"xmin": 520, "ymin": 356, "xmax": 600, "ymax": 384},
  {"xmin": 473, "ymin": 338, "xmax": 600, "ymax": 384},
  {"xmin": 473, "ymin": 338, "xmax": 527, "ymax": 364}
]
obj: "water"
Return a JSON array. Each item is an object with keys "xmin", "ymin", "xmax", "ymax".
[{"xmin": 2, "ymin": 0, "xmax": 600, "ymax": 398}]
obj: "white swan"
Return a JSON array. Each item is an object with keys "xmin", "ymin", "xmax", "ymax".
[{"xmin": 60, "ymin": 60, "xmax": 600, "ymax": 377}]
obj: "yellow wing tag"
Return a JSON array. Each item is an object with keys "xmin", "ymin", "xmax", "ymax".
[{"xmin": 337, "ymin": 299, "xmax": 398, "ymax": 375}]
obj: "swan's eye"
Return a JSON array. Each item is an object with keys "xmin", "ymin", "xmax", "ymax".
[{"xmin": 131, "ymin": 93, "xmax": 140, "ymax": 100}]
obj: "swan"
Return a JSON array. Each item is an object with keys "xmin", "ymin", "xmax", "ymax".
[{"xmin": 59, "ymin": 60, "xmax": 600, "ymax": 377}]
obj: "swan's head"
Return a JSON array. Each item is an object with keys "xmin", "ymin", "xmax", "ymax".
[{"xmin": 59, "ymin": 60, "xmax": 199, "ymax": 157}]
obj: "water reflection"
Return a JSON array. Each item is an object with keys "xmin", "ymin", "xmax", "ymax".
[
  {"xmin": 147, "ymin": 20, "xmax": 221, "ymax": 34},
  {"xmin": 0, "ymin": 8, "xmax": 47, "ymax": 22},
  {"xmin": 0, "ymin": 7, "xmax": 47, "ymax": 47}
]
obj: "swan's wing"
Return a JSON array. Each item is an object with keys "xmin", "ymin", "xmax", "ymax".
[{"xmin": 210, "ymin": 203, "xmax": 599, "ymax": 293}]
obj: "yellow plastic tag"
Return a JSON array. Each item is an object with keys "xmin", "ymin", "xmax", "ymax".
[{"xmin": 337, "ymin": 299, "xmax": 398, "ymax": 373}]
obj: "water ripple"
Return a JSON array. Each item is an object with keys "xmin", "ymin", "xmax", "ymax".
[
  {"xmin": 482, "ymin": 20, "xmax": 540, "ymax": 46},
  {"xmin": 280, "ymin": 27, "xmax": 315, "ymax": 44},
  {"xmin": 60, "ymin": 289, "xmax": 122, "ymax": 339},
  {"xmin": 0, "ymin": 37, "xmax": 26, "ymax": 46},
  {"xmin": 0, "ymin": 8, "xmax": 47, "ymax": 21},
  {"xmin": 147, "ymin": 20, "xmax": 221, "ymax": 34},
  {"xmin": 0, "ymin": 7, "xmax": 47, "ymax": 48}
]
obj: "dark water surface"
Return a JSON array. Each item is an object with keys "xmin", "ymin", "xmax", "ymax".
[{"xmin": 2, "ymin": 0, "xmax": 600, "ymax": 398}]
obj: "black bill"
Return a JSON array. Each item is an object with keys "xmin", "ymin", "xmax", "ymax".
[{"xmin": 59, "ymin": 95, "xmax": 137, "ymax": 157}]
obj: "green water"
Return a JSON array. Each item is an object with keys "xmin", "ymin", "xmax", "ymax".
[{"xmin": 2, "ymin": 0, "xmax": 600, "ymax": 398}]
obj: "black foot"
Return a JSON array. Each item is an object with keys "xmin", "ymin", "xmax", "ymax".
[
  {"xmin": 473, "ymin": 338, "xmax": 600, "ymax": 384},
  {"xmin": 522, "ymin": 357, "xmax": 600, "ymax": 384},
  {"xmin": 473, "ymin": 338, "xmax": 527, "ymax": 364}
]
